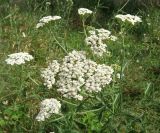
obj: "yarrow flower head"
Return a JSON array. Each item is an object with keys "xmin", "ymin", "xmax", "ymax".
[
  {"xmin": 39, "ymin": 16, "xmax": 61, "ymax": 23},
  {"xmin": 36, "ymin": 23, "xmax": 45, "ymax": 29},
  {"xmin": 5, "ymin": 52, "xmax": 33, "ymax": 65},
  {"xmin": 85, "ymin": 64, "xmax": 113, "ymax": 92},
  {"xmin": 36, "ymin": 98, "xmax": 61, "ymax": 121},
  {"xmin": 110, "ymin": 35, "xmax": 118, "ymax": 41},
  {"xmin": 78, "ymin": 8, "xmax": 92, "ymax": 16},
  {"xmin": 56, "ymin": 50, "xmax": 87, "ymax": 100},
  {"xmin": 41, "ymin": 50, "xmax": 114, "ymax": 100},
  {"xmin": 36, "ymin": 16, "xmax": 61, "ymax": 28},
  {"xmin": 115, "ymin": 14, "xmax": 142, "ymax": 25},
  {"xmin": 46, "ymin": 1, "xmax": 51, "ymax": 5},
  {"xmin": 85, "ymin": 28, "xmax": 117, "ymax": 56},
  {"xmin": 41, "ymin": 60, "xmax": 60, "ymax": 89}
]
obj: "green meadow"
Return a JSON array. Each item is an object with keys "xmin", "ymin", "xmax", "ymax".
[{"xmin": 0, "ymin": 1, "xmax": 160, "ymax": 132}]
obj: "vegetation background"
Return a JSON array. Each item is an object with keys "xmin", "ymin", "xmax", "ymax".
[{"xmin": 0, "ymin": 0, "xmax": 160, "ymax": 132}]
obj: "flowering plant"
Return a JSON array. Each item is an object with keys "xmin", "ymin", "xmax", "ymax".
[
  {"xmin": 115, "ymin": 14, "xmax": 142, "ymax": 25},
  {"xmin": 36, "ymin": 16, "xmax": 61, "ymax": 28},
  {"xmin": 5, "ymin": 52, "xmax": 33, "ymax": 65},
  {"xmin": 41, "ymin": 50, "xmax": 114, "ymax": 101}
]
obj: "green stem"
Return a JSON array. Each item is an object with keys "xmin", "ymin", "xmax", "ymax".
[
  {"xmin": 20, "ymin": 65, "xmax": 26, "ymax": 97},
  {"xmin": 50, "ymin": 115, "xmax": 65, "ymax": 122},
  {"xmin": 20, "ymin": 65, "xmax": 23, "ymax": 89},
  {"xmin": 120, "ymin": 27, "xmax": 126, "ymax": 80},
  {"xmin": 82, "ymin": 19, "xmax": 87, "ymax": 38},
  {"xmin": 117, "ymin": 0, "xmax": 130, "ymax": 13},
  {"xmin": 144, "ymin": 82, "xmax": 152, "ymax": 97},
  {"xmin": 52, "ymin": 34, "xmax": 68, "ymax": 54},
  {"xmin": 91, "ymin": 0, "xmax": 101, "ymax": 24},
  {"xmin": 49, "ymin": 28, "xmax": 68, "ymax": 54},
  {"xmin": 112, "ymin": 94, "xmax": 119, "ymax": 113},
  {"xmin": 58, "ymin": 98, "xmax": 77, "ymax": 106},
  {"xmin": 28, "ymin": 75, "xmax": 40, "ymax": 86}
]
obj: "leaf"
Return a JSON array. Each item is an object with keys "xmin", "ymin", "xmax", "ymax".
[{"xmin": 0, "ymin": 119, "xmax": 6, "ymax": 126}]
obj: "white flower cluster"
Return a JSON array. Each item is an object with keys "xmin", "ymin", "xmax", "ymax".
[
  {"xmin": 85, "ymin": 64, "xmax": 113, "ymax": 92},
  {"xmin": 46, "ymin": 2, "xmax": 51, "ymax": 5},
  {"xmin": 115, "ymin": 14, "xmax": 142, "ymax": 25},
  {"xmin": 57, "ymin": 50, "xmax": 87, "ymax": 100},
  {"xmin": 36, "ymin": 16, "xmax": 61, "ymax": 28},
  {"xmin": 41, "ymin": 50, "xmax": 114, "ymax": 100},
  {"xmin": 36, "ymin": 98, "xmax": 61, "ymax": 121},
  {"xmin": 78, "ymin": 8, "xmax": 93, "ymax": 16},
  {"xmin": 110, "ymin": 35, "xmax": 118, "ymax": 41},
  {"xmin": 5, "ymin": 52, "xmax": 33, "ymax": 65},
  {"xmin": 85, "ymin": 28, "xmax": 117, "ymax": 56},
  {"xmin": 41, "ymin": 60, "xmax": 60, "ymax": 89}
]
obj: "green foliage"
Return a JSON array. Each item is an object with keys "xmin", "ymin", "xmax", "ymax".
[{"xmin": 0, "ymin": 0, "xmax": 160, "ymax": 132}]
